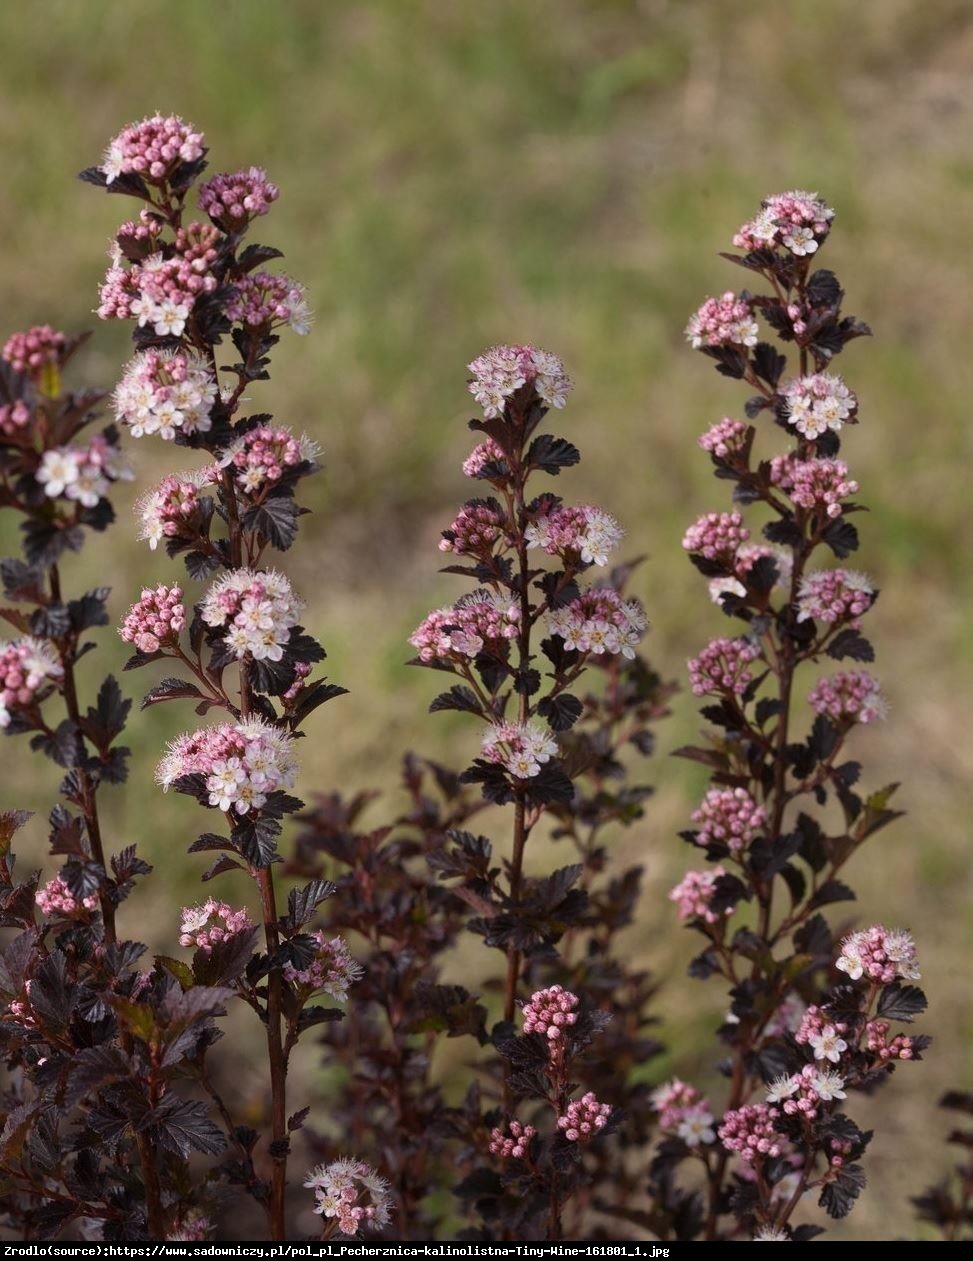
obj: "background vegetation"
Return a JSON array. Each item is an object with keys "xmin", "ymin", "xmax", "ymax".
[{"xmin": 1, "ymin": 0, "xmax": 970, "ymax": 1239}]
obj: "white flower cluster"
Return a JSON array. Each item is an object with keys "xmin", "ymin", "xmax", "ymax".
[
  {"xmin": 766, "ymin": 1069, "xmax": 847, "ymax": 1105},
  {"xmin": 467, "ymin": 344, "xmax": 571, "ymax": 419},
  {"xmin": 304, "ymin": 1158, "xmax": 392, "ymax": 1236},
  {"xmin": 36, "ymin": 438, "xmax": 133, "ymax": 508},
  {"xmin": 525, "ymin": 504, "xmax": 623, "ymax": 567},
  {"xmin": 156, "ymin": 718, "xmax": 298, "ymax": 815},
  {"xmin": 735, "ymin": 190, "xmax": 835, "ymax": 257},
  {"xmin": 783, "ymin": 373, "xmax": 857, "ymax": 440},
  {"xmin": 201, "ymin": 569, "xmax": 304, "ymax": 662},
  {"xmin": 835, "ymin": 927, "xmax": 920, "ymax": 983},
  {"xmin": 113, "ymin": 350, "xmax": 218, "ymax": 440},
  {"xmin": 481, "ymin": 719, "xmax": 558, "ymax": 780},
  {"xmin": 547, "ymin": 589, "xmax": 647, "ymax": 659}
]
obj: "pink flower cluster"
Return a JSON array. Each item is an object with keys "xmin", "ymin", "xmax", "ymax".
[
  {"xmin": 225, "ymin": 271, "xmax": 311, "ymax": 334},
  {"xmin": 482, "ymin": 720, "xmax": 558, "ymax": 780},
  {"xmin": 156, "ymin": 718, "xmax": 297, "ymax": 814},
  {"xmin": 682, "ymin": 510, "xmax": 749, "ymax": 561},
  {"xmin": 489, "ymin": 1120, "xmax": 536, "ymax": 1160},
  {"xmin": 795, "ymin": 1006, "xmax": 849, "ymax": 1063},
  {"xmin": 521, "ymin": 984, "xmax": 579, "ymax": 1041},
  {"xmin": 699, "ymin": 417, "xmax": 749, "ymax": 459},
  {"xmin": 797, "ymin": 569, "xmax": 874, "ymax": 627},
  {"xmin": 462, "ymin": 437, "xmax": 508, "ymax": 479},
  {"xmin": 0, "ymin": 399, "xmax": 31, "ymax": 437},
  {"xmin": 835, "ymin": 925, "xmax": 920, "ymax": 984},
  {"xmin": 718, "ymin": 1103, "xmax": 786, "ymax": 1165},
  {"xmin": 36, "ymin": 434, "xmax": 132, "ymax": 507},
  {"xmin": 692, "ymin": 787, "xmax": 767, "ymax": 855},
  {"xmin": 135, "ymin": 471, "xmax": 208, "ymax": 549},
  {"xmin": 783, "ymin": 373, "xmax": 857, "ymax": 440},
  {"xmin": 669, "ymin": 866, "xmax": 733, "ymax": 924},
  {"xmin": 2, "ymin": 325, "xmax": 68, "ymax": 375},
  {"xmin": 409, "ymin": 591, "xmax": 520, "ymax": 663},
  {"xmin": 98, "ymin": 237, "xmax": 218, "ymax": 338},
  {"xmin": 733, "ymin": 190, "xmax": 835, "ymax": 257},
  {"xmin": 282, "ymin": 931, "xmax": 363, "ymax": 1002},
  {"xmin": 685, "ymin": 292, "xmax": 759, "ymax": 350},
  {"xmin": 769, "ymin": 455, "xmax": 858, "ymax": 519},
  {"xmin": 304, "ymin": 1158, "xmax": 392, "ymax": 1236},
  {"xmin": 525, "ymin": 503, "xmax": 623, "ymax": 567},
  {"xmin": 200, "ymin": 569, "xmax": 304, "ymax": 662},
  {"xmin": 116, "ymin": 211, "xmax": 164, "ymax": 257},
  {"xmin": 0, "ymin": 637, "xmax": 63, "ymax": 727},
  {"xmin": 687, "ymin": 636, "xmax": 760, "ymax": 698},
  {"xmin": 547, "ymin": 588, "xmax": 647, "ymax": 659},
  {"xmin": 118, "ymin": 584, "xmax": 187, "ymax": 654},
  {"xmin": 220, "ymin": 425, "xmax": 319, "ymax": 496},
  {"xmin": 113, "ymin": 349, "xmax": 217, "ymax": 440},
  {"xmin": 809, "ymin": 670, "xmax": 886, "ymax": 725},
  {"xmin": 438, "ymin": 499, "xmax": 506, "ymax": 557},
  {"xmin": 179, "ymin": 899, "xmax": 254, "ymax": 952},
  {"xmin": 557, "ymin": 1092, "xmax": 611, "ymax": 1143},
  {"xmin": 865, "ymin": 1019, "xmax": 914, "ymax": 1062},
  {"xmin": 766, "ymin": 1064, "xmax": 846, "ymax": 1119},
  {"xmin": 199, "ymin": 166, "xmax": 279, "ymax": 230},
  {"xmin": 467, "ymin": 344, "xmax": 571, "ymax": 419},
  {"xmin": 101, "ymin": 114, "xmax": 205, "ymax": 185},
  {"xmin": 650, "ymin": 1079, "xmax": 717, "ymax": 1147},
  {"xmin": 35, "ymin": 875, "xmax": 99, "ymax": 918},
  {"xmin": 784, "ymin": 298, "xmax": 810, "ymax": 338}
]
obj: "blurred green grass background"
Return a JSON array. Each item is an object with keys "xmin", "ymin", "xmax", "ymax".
[{"xmin": 2, "ymin": 0, "xmax": 972, "ymax": 1239}]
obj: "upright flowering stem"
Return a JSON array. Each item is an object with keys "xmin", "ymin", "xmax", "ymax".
[
  {"xmin": 82, "ymin": 116, "xmax": 351, "ymax": 1240},
  {"xmin": 653, "ymin": 192, "xmax": 930, "ymax": 1240},
  {"xmin": 503, "ymin": 461, "xmax": 534, "ymax": 1029},
  {"xmin": 412, "ymin": 345, "xmax": 652, "ymax": 1237}
]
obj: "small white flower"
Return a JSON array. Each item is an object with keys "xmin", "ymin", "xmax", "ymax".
[
  {"xmin": 288, "ymin": 297, "xmax": 313, "ymax": 336},
  {"xmin": 766, "ymin": 1074, "xmax": 799, "ymax": 1104},
  {"xmin": 783, "ymin": 225, "xmax": 818, "ymax": 255},
  {"xmin": 884, "ymin": 930, "xmax": 920, "ymax": 980},
  {"xmin": 811, "ymin": 1070, "xmax": 846, "ymax": 1102},
  {"xmin": 835, "ymin": 944, "xmax": 864, "ymax": 981},
  {"xmin": 506, "ymin": 752, "xmax": 540, "ymax": 779},
  {"xmin": 753, "ymin": 1225, "xmax": 789, "ymax": 1241},
  {"xmin": 180, "ymin": 904, "xmax": 212, "ymax": 934},
  {"xmin": 129, "ymin": 294, "xmax": 155, "ymax": 327},
  {"xmin": 102, "ymin": 144, "xmax": 124, "ymax": 182},
  {"xmin": 676, "ymin": 1107, "xmax": 715, "ymax": 1148},
  {"xmin": 808, "ymin": 1025, "xmax": 847, "ymax": 1064},
  {"xmin": 153, "ymin": 301, "xmax": 190, "ymax": 338},
  {"xmin": 37, "ymin": 449, "xmax": 80, "ymax": 498}
]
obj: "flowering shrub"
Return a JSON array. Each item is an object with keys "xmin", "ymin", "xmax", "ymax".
[
  {"xmin": 284, "ymin": 352, "xmax": 673, "ymax": 1239},
  {"xmin": 0, "ymin": 130, "xmax": 945, "ymax": 1245},
  {"xmin": 0, "ymin": 116, "xmax": 353, "ymax": 1243},
  {"xmin": 619, "ymin": 192, "xmax": 930, "ymax": 1242}
]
